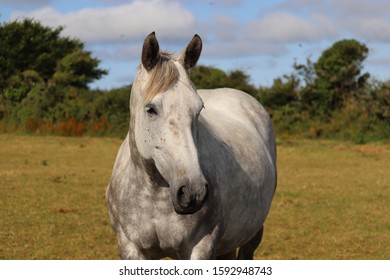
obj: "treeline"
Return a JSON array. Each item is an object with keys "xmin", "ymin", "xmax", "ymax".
[
  {"xmin": 0, "ymin": 19, "xmax": 128, "ymax": 137},
  {"xmin": 255, "ymin": 40, "xmax": 390, "ymax": 143},
  {"xmin": 1, "ymin": 19, "xmax": 389, "ymax": 142}
]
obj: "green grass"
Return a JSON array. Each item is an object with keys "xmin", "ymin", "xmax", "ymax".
[{"xmin": 1, "ymin": 134, "xmax": 389, "ymax": 259}]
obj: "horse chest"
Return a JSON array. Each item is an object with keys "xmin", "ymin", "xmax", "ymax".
[{"xmin": 119, "ymin": 183, "xmax": 191, "ymax": 251}]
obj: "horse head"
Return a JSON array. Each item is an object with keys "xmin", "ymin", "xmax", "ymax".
[{"xmin": 130, "ymin": 32, "xmax": 208, "ymax": 214}]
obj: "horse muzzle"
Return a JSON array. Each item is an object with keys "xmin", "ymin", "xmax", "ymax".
[{"xmin": 172, "ymin": 181, "xmax": 209, "ymax": 215}]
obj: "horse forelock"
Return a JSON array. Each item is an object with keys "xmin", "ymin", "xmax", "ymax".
[{"xmin": 140, "ymin": 52, "xmax": 180, "ymax": 103}]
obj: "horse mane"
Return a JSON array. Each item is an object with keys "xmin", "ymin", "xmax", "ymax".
[{"xmin": 141, "ymin": 52, "xmax": 179, "ymax": 103}]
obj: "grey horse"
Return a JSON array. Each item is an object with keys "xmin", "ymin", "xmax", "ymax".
[{"xmin": 106, "ymin": 32, "xmax": 277, "ymax": 260}]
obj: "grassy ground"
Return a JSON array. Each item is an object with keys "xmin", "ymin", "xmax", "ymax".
[
  {"xmin": 0, "ymin": 134, "xmax": 119, "ymax": 259},
  {"xmin": 0, "ymin": 134, "xmax": 389, "ymax": 259},
  {"xmin": 256, "ymin": 139, "xmax": 390, "ymax": 260}
]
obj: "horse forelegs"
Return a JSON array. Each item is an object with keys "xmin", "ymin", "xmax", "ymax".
[
  {"xmin": 119, "ymin": 240, "xmax": 148, "ymax": 260},
  {"xmin": 189, "ymin": 234, "xmax": 216, "ymax": 259},
  {"xmin": 189, "ymin": 226, "xmax": 220, "ymax": 260},
  {"xmin": 237, "ymin": 225, "xmax": 264, "ymax": 260},
  {"xmin": 115, "ymin": 225, "xmax": 149, "ymax": 260}
]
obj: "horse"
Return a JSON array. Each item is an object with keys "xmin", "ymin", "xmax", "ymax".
[{"xmin": 106, "ymin": 32, "xmax": 277, "ymax": 260}]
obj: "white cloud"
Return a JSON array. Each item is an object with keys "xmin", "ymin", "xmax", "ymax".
[
  {"xmin": 354, "ymin": 18, "xmax": 390, "ymax": 42},
  {"xmin": 330, "ymin": 0, "xmax": 390, "ymax": 17},
  {"xmin": 93, "ymin": 44, "xmax": 141, "ymax": 61},
  {"xmin": 276, "ymin": 0, "xmax": 325, "ymax": 11},
  {"xmin": 205, "ymin": 15, "xmax": 240, "ymax": 41},
  {"xmin": 8, "ymin": 0, "xmax": 390, "ymax": 82},
  {"xmin": 276, "ymin": 0, "xmax": 390, "ymax": 43},
  {"xmin": 213, "ymin": 0, "xmax": 245, "ymax": 7},
  {"xmin": 203, "ymin": 40, "xmax": 286, "ymax": 58},
  {"xmin": 247, "ymin": 12, "xmax": 337, "ymax": 43},
  {"xmin": 193, "ymin": 13, "xmax": 288, "ymax": 58},
  {"xmin": 10, "ymin": 0, "xmax": 196, "ymax": 43},
  {"xmin": 193, "ymin": 10, "xmax": 338, "ymax": 59}
]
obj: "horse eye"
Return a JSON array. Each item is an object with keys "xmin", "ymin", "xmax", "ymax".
[{"xmin": 146, "ymin": 105, "xmax": 158, "ymax": 116}]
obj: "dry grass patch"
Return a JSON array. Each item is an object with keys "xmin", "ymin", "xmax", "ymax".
[
  {"xmin": 0, "ymin": 134, "xmax": 120, "ymax": 259},
  {"xmin": 256, "ymin": 140, "xmax": 390, "ymax": 259},
  {"xmin": 1, "ymin": 135, "xmax": 389, "ymax": 259}
]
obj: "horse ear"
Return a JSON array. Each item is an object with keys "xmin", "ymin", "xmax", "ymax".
[
  {"xmin": 180, "ymin": 34, "xmax": 202, "ymax": 70},
  {"xmin": 142, "ymin": 32, "xmax": 160, "ymax": 71}
]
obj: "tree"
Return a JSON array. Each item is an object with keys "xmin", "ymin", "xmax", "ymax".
[
  {"xmin": 313, "ymin": 39, "xmax": 370, "ymax": 109},
  {"xmin": 226, "ymin": 70, "xmax": 257, "ymax": 96},
  {"xmin": 0, "ymin": 19, "xmax": 107, "ymax": 130},
  {"xmin": 53, "ymin": 49, "xmax": 107, "ymax": 88},
  {"xmin": 191, "ymin": 65, "xmax": 229, "ymax": 89},
  {"xmin": 191, "ymin": 65, "xmax": 257, "ymax": 96},
  {"xmin": 0, "ymin": 19, "xmax": 107, "ymax": 91},
  {"xmin": 258, "ymin": 74, "xmax": 300, "ymax": 109}
]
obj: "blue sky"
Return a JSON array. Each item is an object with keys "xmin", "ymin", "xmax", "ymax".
[{"xmin": 1, "ymin": 0, "xmax": 390, "ymax": 89}]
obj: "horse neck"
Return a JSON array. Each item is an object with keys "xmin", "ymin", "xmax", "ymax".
[{"xmin": 128, "ymin": 85, "xmax": 142, "ymax": 165}]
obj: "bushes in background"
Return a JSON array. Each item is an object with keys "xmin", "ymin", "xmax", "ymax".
[{"xmin": 1, "ymin": 19, "xmax": 389, "ymax": 141}]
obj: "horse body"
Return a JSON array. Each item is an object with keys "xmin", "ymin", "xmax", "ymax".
[
  {"xmin": 197, "ymin": 88, "xmax": 276, "ymax": 256},
  {"xmin": 106, "ymin": 33, "xmax": 276, "ymax": 260}
]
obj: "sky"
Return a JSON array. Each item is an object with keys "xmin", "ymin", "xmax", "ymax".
[{"xmin": 1, "ymin": 0, "xmax": 390, "ymax": 89}]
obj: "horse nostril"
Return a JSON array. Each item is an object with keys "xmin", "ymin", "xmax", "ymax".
[
  {"xmin": 175, "ymin": 182, "xmax": 208, "ymax": 214},
  {"xmin": 177, "ymin": 186, "xmax": 190, "ymax": 208}
]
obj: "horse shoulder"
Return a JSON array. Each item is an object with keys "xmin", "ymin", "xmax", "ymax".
[{"xmin": 198, "ymin": 88, "xmax": 276, "ymax": 167}]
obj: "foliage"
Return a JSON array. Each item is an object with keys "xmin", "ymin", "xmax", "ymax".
[
  {"xmin": 0, "ymin": 19, "xmax": 389, "ymax": 142},
  {"xmin": 53, "ymin": 49, "xmax": 107, "ymax": 88},
  {"xmin": 191, "ymin": 65, "xmax": 257, "ymax": 96},
  {"xmin": 315, "ymin": 39, "xmax": 370, "ymax": 92},
  {"xmin": 258, "ymin": 74, "xmax": 300, "ymax": 109},
  {"xmin": 2, "ymin": 84, "xmax": 130, "ymax": 137},
  {"xmin": 0, "ymin": 19, "xmax": 115, "ymax": 136},
  {"xmin": 255, "ymin": 39, "xmax": 389, "ymax": 142},
  {"xmin": 0, "ymin": 19, "xmax": 107, "ymax": 90},
  {"xmin": 296, "ymin": 39, "xmax": 370, "ymax": 113},
  {"xmin": 0, "ymin": 18, "xmax": 107, "ymax": 123}
]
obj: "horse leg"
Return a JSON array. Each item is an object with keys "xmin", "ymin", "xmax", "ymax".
[
  {"xmin": 237, "ymin": 225, "xmax": 264, "ymax": 260},
  {"xmin": 216, "ymin": 250, "xmax": 236, "ymax": 260},
  {"xmin": 189, "ymin": 234, "xmax": 216, "ymax": 259},
  {"xmin": 115, "ymin": 226, "xmax": 149, "ymax": 259},
  {"xmin": 108, "ymin": 210, "xmax": 148, "ymax": 260},
  {"xmin": 118, "ymin": 239, "xmax": 148, "ymax": 260},
  {"xmin": 189, "ymin": 226, "xmax": 220, "ymax": 260}
]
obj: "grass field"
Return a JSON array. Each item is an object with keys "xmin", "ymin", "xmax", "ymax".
[{"xmin": 0, "ymin": 134, "xmax": 389, "ymax": 259}]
